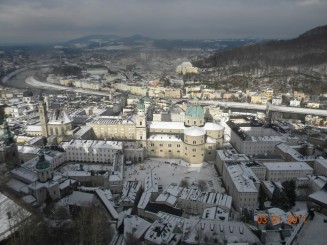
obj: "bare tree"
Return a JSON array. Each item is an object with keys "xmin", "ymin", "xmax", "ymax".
[
  {"xmin": 125, "ymin": 229, "xmax": 142, "ymax": 245},
  {"xmin": 75, "ymin": 205, "xmax": 112, "ymax": 245},
  {"xmin": 179, "ymin": 178, "xmax": 189, "ymax": 188},
  {"xmin": 197, "ymin": 180, "xmax": 208, "ymax": 192}
]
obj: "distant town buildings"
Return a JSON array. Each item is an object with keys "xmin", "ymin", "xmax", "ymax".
[{"xmin": 176, "ymin": 62, "xmax": 199, "ymax": 75}]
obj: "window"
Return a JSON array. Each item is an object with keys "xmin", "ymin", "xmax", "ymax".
[
  {"xmin": 168, "ymin": 144, "xmax": 172, "ymax": 147},
  {"xmin": 194, "ymin": 121, "xmax": 196, "ymax": 125},
  {"xmin": 140, "ymin": 121, "xmax": 142, "ymax": 126},
  {"xmin": 193, "ymin": 149, "xmax": 196, "ymax": 152},
  {"xmin": 160, "ymin": 144, "xmax": 163, "ymax": 147},
  {"xmin": 177, "ymin": 144, "xmax": 180, "ymax": 148},
  {"xmin": 168, "ymin": 150, "xmax": 172, "ymax": 153}
]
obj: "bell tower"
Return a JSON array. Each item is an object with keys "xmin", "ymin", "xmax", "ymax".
[
  {"xmin": 135, "ymin": 98, "xmax": 147, "ymax": 142},
  {"xmin": 0, "ymin": 118, "xmax": 19, "ymax": 169},
  {"xmin": 38, "ymin": 93, "xmax": 48, "ymax": 137}
]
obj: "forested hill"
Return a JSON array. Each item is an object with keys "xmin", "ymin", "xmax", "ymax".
[
  {"xmin": 192, "ymin": 25, "xmax": 327, "ymax": 95},
  {"xmin": 195, "ymin": 25, "xmax": 327, "ymax": 69}
]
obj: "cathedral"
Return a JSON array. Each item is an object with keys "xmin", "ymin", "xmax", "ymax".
[
  {"xmin": 36, "ymin": 93, "xmax": 224, "ymax": 164},
  {"xmin": 38, "ymin": 94, "xmax": 73, "ymax": 138},
  {"xmin": 88, "ymin": 99, "xmax": 224, "ymax": 164}
]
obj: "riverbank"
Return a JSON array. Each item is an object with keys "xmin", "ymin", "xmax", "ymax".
[{"xmin": 25, "ymin": 76, "xmax": 111, "ymax": 96}]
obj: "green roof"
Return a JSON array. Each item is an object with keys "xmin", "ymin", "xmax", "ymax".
[
  {"xmin": 137, "ymin": 99, "xmax": 145, "ymax": 110},
  {"xmin": 36, "ymin": 150, "xmax": 50, "ymax": 170},
  {"xmin": 1, "ymin": 119, "xmax": 15, "ymax": 146},
  {"xmin": 185, "ymin": 105, "xmax": 204, "ymax": 118}
]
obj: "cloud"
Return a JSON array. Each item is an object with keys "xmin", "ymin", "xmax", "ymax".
[{"xmin": 0, "ymin": 0, "xmax": 326, "ymax": 43}]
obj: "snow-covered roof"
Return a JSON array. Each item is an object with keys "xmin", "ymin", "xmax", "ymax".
[
  {"xmin": 217, "ymin": 150, "xmax": 249, "ymax": 162},
  {"xmin": 138, "ymin": 192, "xmax": 152, "ymax": 210},
  {"xmin": 123, "ymin": 215, "xmax": 151, "ymax": 240},
  {"xmin": 119, "ymin": 181, "xmax": 141, "ymax": 204},
  {"xmin": 263, "ymin": 162, "xmax": 313, "ymax": 171},
  {"xmin": 184, "ymin": 126, "xmax": 206, "ymax": 137},
  {"xmin": 11, "ymin": 167, "xmax": 38, "ymax": 183},
  {"xmin": 66, "ymin": 191, "xmax": 96, "ymax": 207},
  {"xmin": 202, "ymin": 206, "xmax": 229, "ymax": 221},
  {"xmin": 95, "ymin": 189, "xmax": 118, "ymax": 220},
  {"xmin": 226, "ymin": 163, "xmax": 259, "ymax": 193},
  {"xmin": 6, "ymin": 178, "xmax": 29, "ymax": 194},
  {"xmin": 89, "ymin": 116, "xmax": 135, "ymax": 125},
  {"xmin": 309, "ymin": 190, "xmax": 327, "ymax": 205},
  {"xmin": 182, "ymin": 218, "xmax": 261, "ymax": 244},
  {"xmin": 48, "ymin": 109, "xmax": 72, "ymax": 124},
  {"xmin": 17, "ymin": 145, "xmax": 40, "ymax": 155},
  {"xmin": 144, "ymin": 219, "xmax": 181, "ymax": 245},
  {"xmin": 144, "ymin": 170, "xmax": 159, "ymax": 193},
  {"xmin": 148, "ymin": 134, "xmax": 182, "ymax": 142},
  {"xmin": 156, "ymin": 193, "xmax": 178, "ymax": 206},
  {"xmin": 26, "ymin": 125, "xmax": 42, "ymax": 132},
  {"xmin": 204, "ymin": 122, "xmax": 224, "ymax": 131},
  {"xmin": 61, "ymin": 139, "xmax": 123, "ymax": 150},
  {"xmin": 148, "ymin": 121, "xmax": 185, "ymax": 130}
]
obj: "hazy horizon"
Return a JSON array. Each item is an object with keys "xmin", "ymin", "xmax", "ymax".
[{"xmin": 0, "ymin": 0, "xmax": 326, "ymax": 44}]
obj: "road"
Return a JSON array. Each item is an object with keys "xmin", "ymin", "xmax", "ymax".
[
  {"xmin": 25, "ymin": 76, "xmax": 112, "ymax": 97},
  {"xmin": 200, "ymin": 101, "xmax": 327, "ymax": 117},
  {"xmin": 22, "ymin": 76, "xmax": 327, "ymax": 117}
]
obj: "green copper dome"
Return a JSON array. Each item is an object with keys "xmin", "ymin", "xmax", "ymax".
[
  {"xmin": 185, "ymin": 105, "xmax": 204, "ymax": 118},
  {"xmin": 1, "ymin": 119, "xmax": 15, "ymax": 146},
  {"xmin": 36, "ymin": 150, "xmax": 50, "ymax": 170},
  {"xmin": 137, "ymin": 98, "xmax": 145, "ymax": 110}
]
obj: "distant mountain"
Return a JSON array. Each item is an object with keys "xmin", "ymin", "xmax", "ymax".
[
  {"xmin": 197, "ymin": 25, "xmax": 327, "ymax": 68},
  {"xmin": 64, "ymin": 34, "xmax": 121, "ymax": 45},
  {"xmin": 63, "ymin": 34, "xmax": 267, "ymax": 50},
  {"xmin": 194, "ymin": 25, "xmax": 327, "ymax": 94}
]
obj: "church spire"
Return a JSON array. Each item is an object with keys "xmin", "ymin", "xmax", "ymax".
[{"xmin": 1, "ymin": 118, "xmax": 15, "ymax": 146}]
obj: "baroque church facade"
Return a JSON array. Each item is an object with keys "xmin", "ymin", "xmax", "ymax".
[
  {"xmin": 37, "ymin": 94, "xmax": 224, "ymax": 164},
  {"xmin": 87, "ymin": 99, "xmax": 224, "ymax": 164}
]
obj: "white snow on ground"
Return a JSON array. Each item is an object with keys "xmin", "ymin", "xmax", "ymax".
[
  {"xmin": 124, "ymin": 158, "xmax": 225, "ymax": 192},
  {"xmin": 0, "ymin": 192, "xmax": 31, "ymax": 242},
  {"xmin": 297, "ymin": 212, "xmax": 327, "ymax": 245},
  {"xmin": 290, "ymin": 201, "xmax": 308, "ymax": 212}
]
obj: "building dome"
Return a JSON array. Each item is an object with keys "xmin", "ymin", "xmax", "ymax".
[
  {"xmin": 185, "ymin": 105, "xmax": 204, "ymax": 118},
  {"xmin": 137, "ymin": 98, "xmax": 145, "ymax": 110},
  {"xmin": 23, "ymin": 89, "xmax": 33, "ymax": 97},
  {"xmin": 35, "ymin": 150, "xmax": 50, "ymax": 170},
  {"xmin": 1, "ymin": 119, "xmax": 15, "ymax": 146},
  {"xmin": 184, "ymin": 126, "xmax": 206, "ymax": 137}
]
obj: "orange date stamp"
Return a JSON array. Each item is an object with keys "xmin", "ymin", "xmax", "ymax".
[{"xmin": 256, "ymin": 214, "xmax": 307, "ymax": 225}]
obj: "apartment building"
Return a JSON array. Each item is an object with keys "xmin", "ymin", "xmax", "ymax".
[
  {"xmin": 263, "ymin": 162, "xmax": 313, "ymax": 182},
  {"xmin": 222, "ymin": 162, "xmax": 259, "ymax": 211}
]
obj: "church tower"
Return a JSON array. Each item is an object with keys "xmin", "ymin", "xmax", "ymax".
[
  {"xmin": 135, "ymin": 99, "xmax": 147, "ymax": 143},
  {"xmin": 35, "ymin": 149, "xmax": 53, "ymax": 182},
  {"xmin": 38, "ymin": 93, "xmax": 48, "ymax": 137},
  {"xmin": 0, "ymin": 119, "xmax": 19, "ymax": 169}
]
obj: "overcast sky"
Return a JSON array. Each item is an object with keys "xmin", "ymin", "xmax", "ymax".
[{"xmin": 0, "ymin": 0, "xmax": 326, "ymax": 43}]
